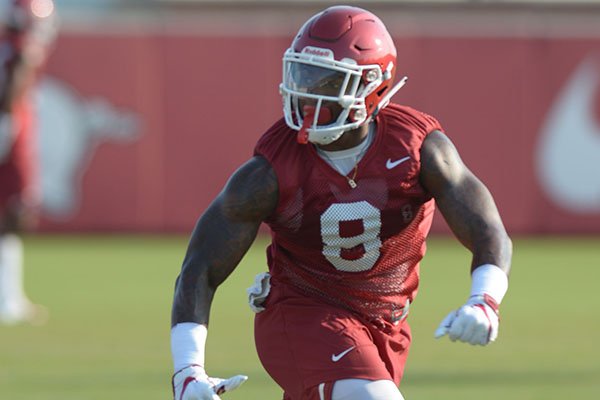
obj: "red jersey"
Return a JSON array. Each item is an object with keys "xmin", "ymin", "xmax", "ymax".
[{"xmin": 254, "ymin": 103, "xmax": 443, "ymax": 325}]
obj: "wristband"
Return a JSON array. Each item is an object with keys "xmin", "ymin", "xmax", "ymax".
[
  {"xmin": 469, "ymin": 293, "xmax": 500, "ymax": 316},
  {"xmin": 171, "ymin": 322, "xmax": 207, "ymax": 372},
  {"xmin": 470, "ymin": 264, "xmax": 508, "ymax": 304}
]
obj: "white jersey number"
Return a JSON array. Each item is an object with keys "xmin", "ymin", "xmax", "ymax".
[{"xmin": 320, "ymin": 201, "xmax": 382, "ymax": 272}]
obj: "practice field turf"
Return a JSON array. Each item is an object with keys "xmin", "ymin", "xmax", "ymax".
[{"xmin": 0, "ymin": 234, "xmax": 598, "ymax": 400}]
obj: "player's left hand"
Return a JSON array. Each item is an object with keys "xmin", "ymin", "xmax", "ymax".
[
  {"xmin": 434, "ymin": 294, "xmax": 499, "ymax": 346},
  {"xmin": 172, "ymin": 364, "xmax": 248, "ymax": 399}
]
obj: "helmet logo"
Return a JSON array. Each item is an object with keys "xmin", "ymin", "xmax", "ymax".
[{"xmin": 301, "ymin": 46, "xmax": 334, "ymax": 59}]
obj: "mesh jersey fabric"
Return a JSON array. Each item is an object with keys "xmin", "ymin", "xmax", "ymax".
[{"xmin": 254, "ymin": 103, "xmax": 443, "ymax": 325}]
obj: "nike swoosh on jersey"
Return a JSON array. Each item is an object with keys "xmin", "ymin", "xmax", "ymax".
[
  {"xmin": 331, "ymin": 346, "xmax": 356, "ymax": 362},
  {"xmin": 386, "ymin": 156, "xmax": 411, "ymax": 169},
  {"xmin": 536, "ymin": 55, "xmax": 600, "ymax": 213}
]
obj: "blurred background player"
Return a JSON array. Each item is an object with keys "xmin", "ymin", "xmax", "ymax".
[
  {"xmin": 170, "ymin": 5, "xmax": 512, "ymax": 400},
  {"xmin": 0, "ymin": 0, "xmax": 57, "ymax": 325}
]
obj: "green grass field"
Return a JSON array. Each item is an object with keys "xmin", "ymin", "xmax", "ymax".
[{"xmin": 1, "ymin": 234, "xmax": 599, "ymax": 399}]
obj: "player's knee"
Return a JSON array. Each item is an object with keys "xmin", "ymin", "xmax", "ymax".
[{"xmin": 331, "ymin": 379, "xmax": 404, "ymax": 400}]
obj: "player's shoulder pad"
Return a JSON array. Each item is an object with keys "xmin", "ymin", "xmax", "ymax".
[{"xmin": 381, "ymin": 103, "xmax": 444, "ymax": 137}]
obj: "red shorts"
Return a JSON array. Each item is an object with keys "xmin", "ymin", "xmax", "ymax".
[{"xmin": 254, "ymin": 282, "xmax": 411, "ymax": 400}]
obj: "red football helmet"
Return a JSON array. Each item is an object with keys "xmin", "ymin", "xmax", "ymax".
[{"xmin": 280, "ymin": 5, "xmax": 407, "ymax": 145}]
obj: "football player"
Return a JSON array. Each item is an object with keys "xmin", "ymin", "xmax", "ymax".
[
  {"xmin": 170, "ymin": 5, "xmax": 512, "ymax": 400},
  {"xmin": 0, "ymin": 0, "xmax": 57, "ymax": 325}
]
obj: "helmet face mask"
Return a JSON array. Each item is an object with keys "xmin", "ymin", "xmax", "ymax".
[
  {"xmin": 281, "ymin": 48, "xmax": 384, "ymax": 144},
  {"xmin": 280, "ymin": 6, "xmax": 402, "ymax": 145}
]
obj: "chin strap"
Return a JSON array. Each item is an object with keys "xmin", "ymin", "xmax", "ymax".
[
  {"xmin": 373, "ymin": 76, "xmax": 408, "ymax": 117},
  {"xmin": 297, "ymin": 109, "xmax": 312, "ymax": 144}
]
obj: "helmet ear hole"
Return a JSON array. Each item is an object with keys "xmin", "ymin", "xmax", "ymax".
[
  {"xmin": 351, "ymin": 108, "xmax": 367, "ymax": 122},
  {"xmin": 377, "ymin": 86, "xmax": 388, "ymax": 97}
]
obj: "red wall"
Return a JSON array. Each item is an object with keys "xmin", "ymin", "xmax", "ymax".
[{"xmin": 37, "ymin": 22, "xmax": 600, "ymax": 234}]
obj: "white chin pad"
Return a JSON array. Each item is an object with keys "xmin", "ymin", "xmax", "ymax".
[{"xmin": 307, "ymin": 128, "xmax": 345, "ymax": 145}]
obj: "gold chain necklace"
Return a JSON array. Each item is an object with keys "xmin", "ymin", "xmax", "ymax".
[
  {"xmin": 317, "ymin": 125, "xmax": 373, "ymax": 189},
  {"xmin": 346, "ymin": 165, "xmax": 358, "ymax": 188}
]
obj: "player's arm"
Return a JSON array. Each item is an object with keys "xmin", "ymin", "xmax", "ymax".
[
  {"xmin": 172, "ymin": 155, "xmax": 277, "ymax": 326},
  {"xmin": 420, "ymin": 130, "xmax": 512, "ymax": 272},
  {"xmin": 420, "ymin": 130, "xmax": 512, "ymax": 346},
  {"xmin": 0, "ymin": 34, "xmax": 42, "ymax": 161},
  {"xmin": 170, "ymin": 155, "xmax": 278, "ymax": 399},
  {"xmin": 0, "ymin": 35, "xmax": 43, "ymax": 112}
]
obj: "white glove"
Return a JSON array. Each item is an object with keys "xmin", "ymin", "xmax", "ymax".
[
  {"xmin": 172, "ymin": 364, "xmax": 248, "ymax": 400},
  {"xmin": 247, "ymin": 272, "xmax": 271, "ymax": 313},
  {"xmin": 434, "ymin": 294, "xmax": 500, "ymax": 346}
]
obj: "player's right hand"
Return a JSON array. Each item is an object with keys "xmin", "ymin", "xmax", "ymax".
[
  {"xmin": 434, "ymin": 294, "xmax": 500, "ymax": 346},
  {"xmin": 172, "ymin": 364, "xmax": 248, "ymax": 400}
]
